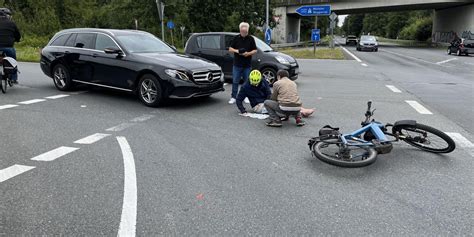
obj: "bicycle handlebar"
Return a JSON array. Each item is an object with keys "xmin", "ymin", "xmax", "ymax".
[{"xmin": 365, "ymin": 101, "xmax": 372, "ymax": 117}]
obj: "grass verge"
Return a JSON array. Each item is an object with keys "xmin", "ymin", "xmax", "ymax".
[
  {"xmin": 280, "ymin": 48, "xmax": 344, "ymax": 60},
  {"xmin": 16, "ymin": 45, "xmax": 41, "ymax": 62}
]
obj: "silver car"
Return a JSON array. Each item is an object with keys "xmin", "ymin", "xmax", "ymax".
[{"xmin": 357, "ymin": 35, "xmax": 378, "ymax": 52}]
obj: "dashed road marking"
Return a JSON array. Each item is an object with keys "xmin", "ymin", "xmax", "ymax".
[
  {"xmin": 45, "ymin": 94, "xmax": 70, "ymax": 99},
  {"xmin": 18, "ymin": 99, "xmax": 47, "ymax": 105},
  {"xmin": 74, "ymin": 133, "xmax": 111, "ymax": 145},
  {"xmin": 361, "ymin": 63, "xmax": 368, "ymax": 67},
  {"xmin": 117, "ymin": 136, "xmax": 137, "ymax": 237},
  {"xmin": 436, "ymin": 58, "xmax": 457, "ymax": 65},
  {"xmin": 386, "ymin": 85, "xmax": 402, "ymax": 93},
  {"xmin": 405, "ymin": 100, "xmax": 433, "ymax": 115},
  {"xmin": 130, "ymin": 114, "xmax": 155, "ymax": 123},
  {"xmin": 106, "ymin": 123, "xmax": 135, "ymax": 132},
  {"xmin": 0, "ymin": 104, "xmax": 19, "ymax": 110},
  {"xmin": 31, "ymin": 146, "xmax": 79, "ymax": 162},
  {"xmin": 0, "ymin": 165, "xmax": 35, "ymax": 183}
]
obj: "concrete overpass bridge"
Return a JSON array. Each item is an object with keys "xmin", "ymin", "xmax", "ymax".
[{"xmin": 272, "ymin": 0, "xmax": 474, "ymax": 44}]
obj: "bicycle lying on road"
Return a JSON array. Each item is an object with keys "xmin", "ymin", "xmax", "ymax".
[
  {"xmin": 309, "ymin": 101, "xmax": 456, "ymax": 167},
  {"xmin": 0, "ymin": 51, "xmax": 18, "ymax": 94}
]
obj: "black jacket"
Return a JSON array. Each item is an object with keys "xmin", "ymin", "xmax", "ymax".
[
  {"xmin": 0, "ymin": 18, "xmax": 21, "ymax": 47},
  {"xmin": 236, "ymin": 80, "xmax": 272, "ymax": 113}
]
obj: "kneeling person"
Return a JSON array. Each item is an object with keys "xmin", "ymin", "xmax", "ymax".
[
  {"xmin": 236, "ymin": 70, "xmax": 272, "ymax": 115},
  {"xmin": 264, "ymin": 70, "xmax": 305, "ymax": 127}
]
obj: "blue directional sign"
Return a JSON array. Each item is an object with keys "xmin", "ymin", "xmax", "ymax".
[
  {"xmin": 167, "ymin": 21, "xmax": 175, "ymax": 29},
  {"xmin": 265, "ymin": 28, "xmax": 272, "ymax": 45},
  {"xmin": 296, "ymin": 5, "xmax": 331, "ymax": 16},
  {"xmin": 312, "ymin": 29, "xmax": 320, "ymax": 42}
]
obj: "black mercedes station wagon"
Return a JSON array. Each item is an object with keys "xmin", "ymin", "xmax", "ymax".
[{"xmin": 40, "ymin": 28, "xmax": 224, "ymax": 107}]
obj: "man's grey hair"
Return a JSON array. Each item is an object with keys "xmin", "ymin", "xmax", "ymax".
[{"xmin": 239, "ymin": 22, "xmax": 250, "ymax": 30}]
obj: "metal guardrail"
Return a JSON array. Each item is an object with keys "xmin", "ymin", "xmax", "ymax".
[{"xmin": 271, "ymin": 41, "xmax": 316, "ymax": 48}]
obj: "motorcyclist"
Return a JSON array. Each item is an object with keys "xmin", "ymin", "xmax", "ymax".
[{"xmin": 0, "ymin": 8, "xmax": 21, "ymax": 83}]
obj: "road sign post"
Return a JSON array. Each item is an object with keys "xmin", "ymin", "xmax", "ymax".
[
  {"xmin": 167, "ymin": 21, "xmax": 175, "ymax": 46},
  {"xmin": 295, "ymin": 5, "xmax": 331, "ymax": 54},
  {"xmin": 312, "ymin": 29, "xmax": 320, "ymax": 56}
]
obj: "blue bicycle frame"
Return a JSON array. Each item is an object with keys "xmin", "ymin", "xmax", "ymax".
[{"xmin": 340, "ymin": 122, "xmax": 389, "ymax": 147}]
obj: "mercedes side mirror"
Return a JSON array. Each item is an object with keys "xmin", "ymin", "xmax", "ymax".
[{"xmin": 104, "ymin": 48, "xmax": 123, "ymax": 55}]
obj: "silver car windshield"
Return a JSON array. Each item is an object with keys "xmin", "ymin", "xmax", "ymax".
[
  {"xmin": 361, "ymin": 36, "xmax": 376, "ymax": 42},
  {"xmin": 117, "ymin": 34, "xmax": 175, "ymax": 53}
]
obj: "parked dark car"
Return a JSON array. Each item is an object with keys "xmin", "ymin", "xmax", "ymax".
[
  {"xmin": 357, "ymin": 35, "xmax": 378, "ymax": 52},
  {"xmin": 40, "ymin": 28, "xmax": 224, "ymax": 107},
  {"xmin": 185, "ymin": 32, "xmax": 299, "ymax": 84},
  {"xmin": 345, "ymin": 35, "xmax": 358, "ymax": 45},
  {"xmin": 447, "ymin": 38, "xmax": 474, "ymax": 56}
]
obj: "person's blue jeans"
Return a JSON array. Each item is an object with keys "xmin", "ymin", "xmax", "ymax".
[
  {"xmin": 0, "ymin": 47, "xmax": 18, "ymax": 82},
  {"xmin": 232, "ymin": 66, "xmax": 251, "ymax": 99}
]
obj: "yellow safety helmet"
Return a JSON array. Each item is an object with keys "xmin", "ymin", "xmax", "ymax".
[{"xmin": 249, "ymin": 70, "xmax": 262, "ymax": 86}]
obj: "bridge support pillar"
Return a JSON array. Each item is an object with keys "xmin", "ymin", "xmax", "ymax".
[
  {"xmin": 273, "ymin": 6, "xmax": 301, "ymax": 44},
  {"xmin": 432, "ymin": 3, "xmax": 474, "ymax": 43}
]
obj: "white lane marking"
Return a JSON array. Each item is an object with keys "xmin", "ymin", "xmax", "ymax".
[
  {"xmin": 445, "ymin": 133, "xmax": 474, "ymax": 148},
  {"xmin": 0, "ymin": 165, "xmax": 35, "ymax": 183},
  {"xmin": 405, "ymin": 100, "xmax": 433, "ymax": 115},
  {"xmin": 31, "ymin": 146, "xmax": 79, "ymax": 162},
  {"xmin": 130, "ymin": 114, "xmax": 155, "ymax": 123},
  {"xmin": 386, "ymin": 85, "xmax": 402, "ymax": 93},
  {"xmin": 117, "ymin": 136, "xmax": 137, "ymax": 237},
  {"xmin": 381, "ymin": 49, "xmax": 436, "ymax": 65},
  {"xmin": 45, "ymin": 94, "xmax": 70, "ymax": 99},
  {"xmin": 18, "ymin": 99, "xmax": 46, "ymax": 105},
  {"xmin": 436, "ymin": 58, "xmax": 458, "ymax": 65},
  {"xmin": 74, "ymin": 133, "xmax": 111, "ymax": 145},
  {"xmin": 0, "ymin": 104, "xmax": 19, "ymax": 110},
  {"xmin": 361, "ymin": 63, "xmax": 368, "ymax": 67},
  {"xmin": 339, "ymin": 45, "xmax": 362, "ymax": 62},
  {"xmin": 106, "ymin": 123, "xmax": 135, "ymax": 132}
]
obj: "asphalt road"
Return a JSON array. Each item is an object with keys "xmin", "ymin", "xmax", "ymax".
[
  {"xmin": 1, "ymin": 50, "xmax": 473, "ymax": 235},
  {"xmin": 337, "ymin": 36, "xmax": 474, "ymax": 135}
]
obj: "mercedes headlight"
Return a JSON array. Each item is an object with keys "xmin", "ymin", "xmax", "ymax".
[
  {"xmin": 275, "ymin": 56, "xmax": 290, "ymax": 65},
  {"xmin": 165, "ymin": 69, "xmax": 189, "ymax": 81}
]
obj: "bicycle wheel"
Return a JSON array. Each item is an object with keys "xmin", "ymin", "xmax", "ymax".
[
  {"xmin": 1, "ymin": 78, "xmax": 7, "ymax": 94},
  {"xmin": 311, "ymin": 138, "xmax": 378, "ymax": 168},
  {"xmin": 394, "ymin": 123, "xmax": 455, "ymax": 153}
]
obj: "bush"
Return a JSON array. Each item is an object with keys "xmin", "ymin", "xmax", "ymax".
[
  {"xmin": 399, "ymin": 17, "xmax": 432, "ymax": 41},
  {"xmin": 17, "ymin": 35, "xmax": 50, "ymax": 48}
]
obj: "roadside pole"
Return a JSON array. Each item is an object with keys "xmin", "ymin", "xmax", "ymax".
[
  {"xmin": 156, "ymin": 0, "xmax": 165, "ymax": 41},
  {"xmin": 314, "ymin": 16, "xmax": 318, "ymax": 56},
  {"xmin": 266, "ymin": 0, "xmax": 269, "ymax": 33}
]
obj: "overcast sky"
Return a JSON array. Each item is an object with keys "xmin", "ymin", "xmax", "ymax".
[{"xmin": 338, "ymin": 15, "xmax": 347, "ymax": 27}]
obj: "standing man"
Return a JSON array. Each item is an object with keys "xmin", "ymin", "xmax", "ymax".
[
  {"xmin": 228, "ymin": 22, "xmax": 257, "ymax": 104},
  {"xmin": 0, "ymin": 8, "xmax": 21, "ymax": 84}
]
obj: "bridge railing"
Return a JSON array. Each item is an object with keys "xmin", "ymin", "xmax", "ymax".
[{"xmin": 274, "ymin": 0, "xmax": 330, "ymax": 6}]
